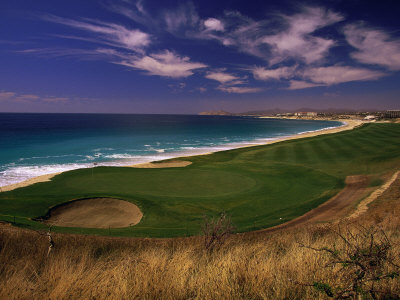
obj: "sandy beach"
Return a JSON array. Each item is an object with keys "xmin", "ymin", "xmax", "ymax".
[
  {"xmin": 0, "ymin": 172, "xmax": 61, "ymax": 193},
  {"xmin": 0, "ymin": 119, "xmax": 363, "ymax": 192}
]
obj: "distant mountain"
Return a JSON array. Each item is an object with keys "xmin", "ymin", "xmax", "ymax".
[{"xmin": 198, "ymin": 110, "xmax": 233, "ymax": 116}]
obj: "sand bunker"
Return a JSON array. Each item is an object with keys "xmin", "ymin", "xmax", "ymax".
[{"xmin": 45, "ymin": 198, "xmax": 143, "ymax": 228}]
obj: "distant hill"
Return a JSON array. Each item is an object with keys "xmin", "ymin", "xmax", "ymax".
[
  {"xmin": 198, "ymin": 110, "xmax": 233, "ymax": 116},
  {"xmin": 198, "ymin": 108, "xmax": 364, "ymax": 116}
]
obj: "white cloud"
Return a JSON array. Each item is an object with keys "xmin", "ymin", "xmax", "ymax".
[
  {"xmin": 217, "ymin": 86, "xmax": 262, "ymax": 94},
  {"xmin": 118, "ymin": 50, "xmax": 207, "ymax": 78},
  {"xmin": 260, "ymin": 7, "xmax": 343, "ymax": 64},
  {"xmin": 252, "ymin": 66, "xmax": 297, "ymax": 80},
  {"xmin": 0, "ymin": 92, "xmax": 41, "ymax": 102},
  {"xmin": 0, "ymin": 91, "xmax": 70, "ymax": 103},
  {"xmin": 163, "ymin": 2, "xmax": 199, "ymax": 34},
  {"xmin": 19, "ymin": 47, "xmax": 115, "ymax": 60},
  {"xmin": 287, "ymin": 80, "xmax": 325, "ymax": 90},
  {"xmin": 42, "ymin": 15, "xmax": 151, "ymax": 52},
  {"xmin": 108, "ymin": 3, "xmax": 344, "ymax": 67},
  {"xmin": 197, "ymin": 87, "xmax": 207, "ymax": 93},
  {"xmin": 15, "ymin": 94, "xmax": 41, "ymax": 102},
  {"xmin": 204, "ymin": 18, "xmax": 224, "ymax": 31},
  {"xmin": 204, "ymin": 70, "xmax": 260, "ymax": 93},
  {"xmin": 205, "ymin": 71, "xmax": 240, "ymax": 84},
  {"xmin": 169, "ymin": 6, "xmax": 344, "ymax": 65},
  {"xmin": 107, "ymin": 1, "xmax": 157, "ymax": 31},
  {"xmin": 302, "ymin": 66, "xmax": 386, "ymax": 85},
  {"xmin": 344, "ymin": 23, "xmax": 400, "ymax": 70},
  {"xmin": 252, "ymin": 64, "xmax": 386, "ymax": 88}
]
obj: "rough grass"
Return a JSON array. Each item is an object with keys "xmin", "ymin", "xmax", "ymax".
[
  {"xmin": 1, "ymin": 123, "xmax": 400, "ymax": 237},
  {"xmin": 1, "ymin": 177, "xmax": 400, "ymax": 299}
]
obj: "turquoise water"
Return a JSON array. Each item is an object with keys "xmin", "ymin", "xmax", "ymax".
[{"xmin": 0, "ymin": 113, "xmax": 343, "ymax": 186}]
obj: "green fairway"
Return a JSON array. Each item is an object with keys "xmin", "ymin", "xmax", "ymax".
[{"xmin": 1, "ymin": 123, "xmax": 400, "ymax": 237}]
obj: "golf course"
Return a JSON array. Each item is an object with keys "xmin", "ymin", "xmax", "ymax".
[{"xmin": 1, "ymin": 123, "xmax": 400, "ymax": 237}]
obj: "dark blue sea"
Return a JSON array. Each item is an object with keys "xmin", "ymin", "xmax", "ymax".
[{"xmin": 0, "ymin": 113, "xmax": 343, "ymax": 186}]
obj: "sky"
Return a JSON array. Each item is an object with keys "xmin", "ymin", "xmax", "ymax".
[{"xmin": 1, "ymin": 0, "xmax": 400, "ymax": 114}]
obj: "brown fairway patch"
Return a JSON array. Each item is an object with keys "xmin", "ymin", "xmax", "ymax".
[
  {"xmin": 45, "ymin": 198, "xmax": 143, "ymax": 228},
  {"xmin": 257, "ymin": 175, "xmax": 371, "ymax": 233}
]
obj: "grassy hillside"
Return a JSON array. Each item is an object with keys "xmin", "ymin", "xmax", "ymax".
[
  {"xmin": 1, "ymin": 175, "xmax": 400, "ymax": 299},
  {"xmin": 0, "ymin": 123, "xmax": 399, "ymax": 237}
]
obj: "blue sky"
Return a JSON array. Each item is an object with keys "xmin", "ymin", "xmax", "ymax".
[{"xmin": 1, "ymin": 0, "xmax": 400, "ymax": 113}]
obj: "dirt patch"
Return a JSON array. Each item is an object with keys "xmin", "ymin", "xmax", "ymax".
[
  {"xmin": 258, "ymin": 175, "xmax": 371, "ymax": 233},
  {"xmin": 44, "ymin": 198, "xmax": 143, "ymax": 228},
  {"xmin": 347, "ymin": 171, "xmax": 400, "ymax": 220},
  {"xmin": 130, "ymin": 160, "xmax": 192, "ymax": 168}
]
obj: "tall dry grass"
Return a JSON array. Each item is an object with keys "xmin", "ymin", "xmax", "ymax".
[{"xmin": 1, "ymin": 179, "xmax": 400, "ymax": 299}]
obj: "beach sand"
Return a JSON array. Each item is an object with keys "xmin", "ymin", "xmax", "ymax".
[
  {"xmin": 0, "ymin": 172, "xmax": 61, "ymax": 193},
  {"xmin": 0, "ymin": 119, "xmax": 363, "ymax": 192},
  {"xmin": 255, "ymin": 119, "xmax": 363, "ymax": 147}
]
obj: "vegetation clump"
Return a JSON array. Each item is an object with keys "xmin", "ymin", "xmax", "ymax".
[
  {"xmin": 201, "ymin": 212, "xmax": 235, "ymax": 251},
  {"xmin": 300, "ymin": 225, "xmax": 400, "ymax": 299}
]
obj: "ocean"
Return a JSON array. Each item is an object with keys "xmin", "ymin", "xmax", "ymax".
[{"xmin": 0, "ymin": 113, "xmax": 343, "ymax": 187}]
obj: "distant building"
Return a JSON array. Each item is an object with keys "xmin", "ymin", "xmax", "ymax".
[
  {"xmin": 295, "ymin": 112, "xmax": 317, "ymax": 117},
  {"xmin": 384, "ymin": 110, "xmax": 400, "ymax": 118},
  {"xmin": 364, "ymin": 115, "xmax": 376, "ymax": 120}
]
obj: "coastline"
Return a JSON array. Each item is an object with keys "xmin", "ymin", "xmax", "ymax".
[{"xmin": 0, "ymin": 119, "xmax": 363, "ymax": 192}]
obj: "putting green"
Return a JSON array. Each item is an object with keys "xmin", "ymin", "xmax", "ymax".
[
  {"xmin": 64, "ymin": 169, "xmax": 257, "ymax": 197},
  {"xmin": 0, "ymin": 123, "xmax": 399, "ymax": 237}
]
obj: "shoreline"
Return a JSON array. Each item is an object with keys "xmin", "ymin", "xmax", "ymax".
[{"xmin": 0, "ymin": 119, "xmax": 363, "ymax": 192}]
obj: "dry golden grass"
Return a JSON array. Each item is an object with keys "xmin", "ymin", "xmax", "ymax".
[{"xmin": 1, "ymin": 179, "xmax": 400, "ymax": 299}]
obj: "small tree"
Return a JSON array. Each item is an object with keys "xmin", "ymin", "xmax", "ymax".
[
  {"xmin": 34, "ymin": 225, "xmax": 55, "ymax": 256},
  {"xmin": 299, "ymin": 225, "xmax": 400, "ymax": 299},
  {"xmin": 201, "ymin": 212, "xmax": 235, "ymax": 251}
]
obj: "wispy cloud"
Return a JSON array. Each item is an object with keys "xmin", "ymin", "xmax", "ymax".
[
  {"xmin": 160, "ymin": 5, "xmax": 343, "ymax": 65},
  {"xmin": 205, "ymin": 71, "xmax": 241, "ymax": 84},
  {"xmin": 0, "ymin": 91, "xmax": 16, "ymax": 101},
  {"xmin": 14, "ymin": 2, "xmax": 398, "ymax": 93},
  {"xmin": 252, "ymin": 66, "xmax": 297, "ymax": 81},
  {"xmin": 260, "ymin": 7, "xmax": 343, "ymax": 64},
  {"xmin": 22, "ymin": 12, "xmax": 208, "ymax": 79},
  {"xmin": 0, "ymin": 91, "xmax": 70, "ymax": 103},
  {"xmin": 302, "ymin": 66, "xmax": 386, "ymax": 85},
  {"xmin": 163, "ymin": 2, "xmax": 200, "ymax": 34},
  {"xmin": 42, "ymin": 15, "xmax": 151, "ymax": 53},
  {"xmin": 117, "ymin": 50, "xmax": 207, "ymax": 78},
  {"xmin": 42, "ymin": 96, "xmax": 69, "ymax": 103},
  {"xmin": 216, "ymin": 86, "xmax": 262, "ymax": 94},
  {"xmin": 344, "ymin": 23, "xmax": 400, "ymax": 70},
  {"xmin": 196, "ymin": 87, "xmax": 207, "ymax": 93},
  {"xmin": 287, "ymin": 80, "xmax": 325, "ymax": 90},
  {"xmin": 204, "ymin": 70, "xmax": 260, "ymax": 93},
  {"xmin": 106, "ymin": 0, "xmax": 157, "ymax": 30},
  {"xmin": 251, "ymin": 64, "xmax": 386, "ymax": 89},
  {"xmin": 18, "ymin": 47, "xmax": 115, "ymax": 60},
  {"xmin": 0, "ymin": 92, "xmax": 41, "ymax": 103}
]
